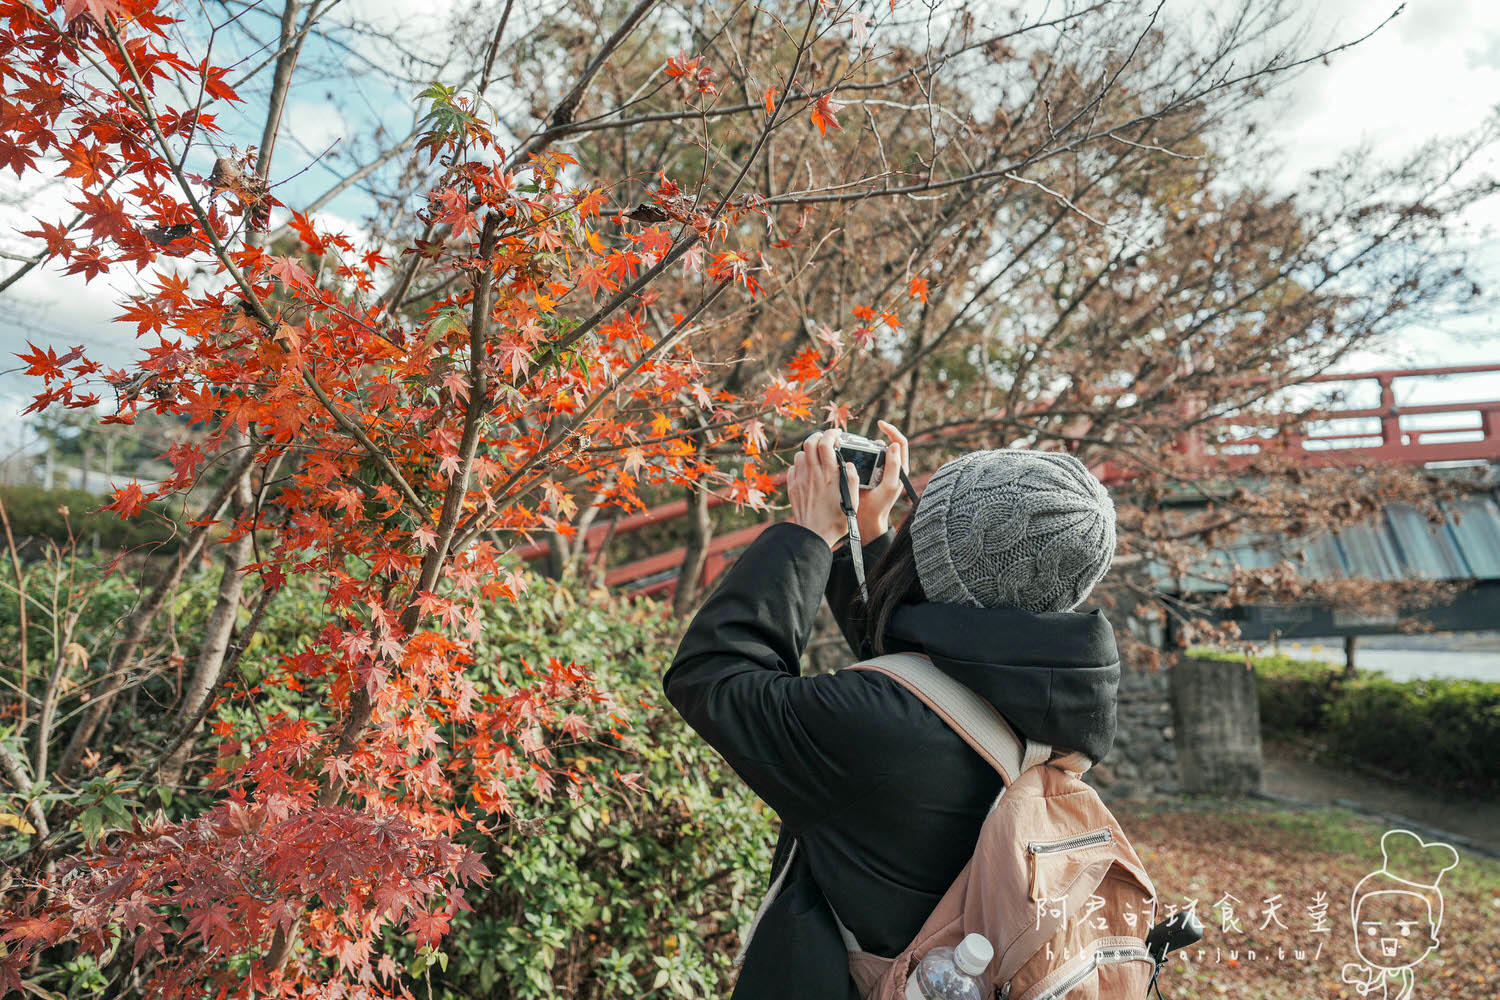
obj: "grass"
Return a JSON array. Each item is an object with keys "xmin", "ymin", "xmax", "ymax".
[
  {"xmin": 1117, "ymin": 800, "xmax": 1500, "ymax": 998},
  {"xmin": 1186, "ymin": 646, "xmax": 1354, "ymax": 678}
]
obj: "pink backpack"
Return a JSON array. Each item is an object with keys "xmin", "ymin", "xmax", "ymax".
[{"xmin": 806, "ymin": 653, "xmax": 1160, "ymax": 1000}]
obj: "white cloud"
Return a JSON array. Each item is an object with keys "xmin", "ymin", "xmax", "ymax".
[
  {"xmin": 280, "ymin": 101, "xmax": 353, "ymax": 162},
  {"xmin": 1245, "ymin": 0, "xmax": 1500, "ymax": 388},
  {"xmin": 1268, "ymin": 0, "xmax": 1500, "ymax": 177}
]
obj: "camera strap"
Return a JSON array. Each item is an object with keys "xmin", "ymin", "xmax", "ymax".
[{"xmin": 838, "ymin": 468, "xmax": 920, "ymax": 605}]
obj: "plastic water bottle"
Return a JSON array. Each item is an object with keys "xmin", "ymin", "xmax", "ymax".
[{"xmin": 904, "ymin": 933, "xmax": 994, "ymax": 1000}]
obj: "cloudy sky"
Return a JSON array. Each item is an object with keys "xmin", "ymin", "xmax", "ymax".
[
  {"xmin": 2, "ymin": 0, "xmax": 1498, "ymax": 459},
  {"xmin": 1265, "ymin": 0, "xmax": 1500, "ymax": 392}
]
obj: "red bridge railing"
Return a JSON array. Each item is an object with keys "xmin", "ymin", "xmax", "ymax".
[
  {"xmin": 1210, "ymin": 363, "xmax": 1500, "ymax": 467},
  {"xmin": 525, "ymin": 363, "xmax": 1500, "ymax": 597}
]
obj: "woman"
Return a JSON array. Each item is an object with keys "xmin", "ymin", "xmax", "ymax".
[{"xmin": 664, "ymin": 423, "xmax": 1121, "ymax": 999}]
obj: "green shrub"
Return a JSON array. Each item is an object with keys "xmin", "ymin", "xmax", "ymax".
[
  {"xmin": 1, "ymin": 555, "xmax": 771, "ymax": 999},
  {"xmin": 430, "ymin": 579, "xmax": 773, "ymax": 999},
  {"xmin": 0, "ymin": 551, "xmax": 219, "ymax": 783},
  {"xmin": 201, "ymin": 570, "xmax": 774, "ymax": 997},
  {"xmin": 1324, "ymin": 675, "xmax": 1500, "ymax": 798},
  {"xmin": 1188, "ymin": 647, "xmax": 1500, "ymax": 798},
  {"xmin": 0, "ymin": 485, "xmax": 182, "ymax": 555}
]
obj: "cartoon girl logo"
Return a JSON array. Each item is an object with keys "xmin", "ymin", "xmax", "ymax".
[{"xmin": 1340, "ymin": 829, "xmax": 1459, "ymax": 999}]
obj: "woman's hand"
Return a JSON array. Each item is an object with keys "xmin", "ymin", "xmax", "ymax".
[
  {"xmin": 857, "ymin": 420, "xmax": 910, "ymax": 541},
  {"xmin": 788, "ymin": 430, "xmax": 857, "ymax": 550}
]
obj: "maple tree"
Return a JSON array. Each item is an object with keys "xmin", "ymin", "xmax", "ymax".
[
  {"xmin": 535, "ymin": 0, "xmax": 1497, "ymax": 636},
  {"xmin": 0, "ymin": 0, "xmax": 919, "ymax": 994}
]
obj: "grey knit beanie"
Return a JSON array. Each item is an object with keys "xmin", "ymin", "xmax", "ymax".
[{"xmin": 910, "ymin": 450, "xmax": 1116, "ymax": 614}]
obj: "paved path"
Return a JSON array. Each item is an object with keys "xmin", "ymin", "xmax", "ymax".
[{"xmin": 1261, "ymin": 739, "xmax": 1500, "ymax": 855}]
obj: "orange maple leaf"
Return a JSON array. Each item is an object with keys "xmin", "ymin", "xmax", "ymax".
[
  {"xmin": 810, "ymin": 94, "xmax": 843, "ymax": 135},
  {"xmin": 104, "ymin": 482, "xmax": 149, "ymax": 518}
]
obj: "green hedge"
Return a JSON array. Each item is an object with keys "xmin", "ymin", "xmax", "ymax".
[
  {"xmin": 1236, "ymin": 652, "xmax": 1341, "ymax": 736},
  {"xmin": 433, "ymin": 580, "xmax": 773, "ymax": 999},
  {"xmin": 1325, "ymin": 675, "xmax": 1500, "ymax": 799},
  {"xmin": 2, "ymin": 554, "xmax": 770, "ymax": 999},
  {"xmin": 0, "ymin": 485, "xmax": 182, "ymax": 554},
  {"xmin": 1189, "ymin": 648, "xmax": 1500, "ymax": 798},
  {"xmin": 229, "ymin": 572, "xmax": 773, "ymax": 998}
]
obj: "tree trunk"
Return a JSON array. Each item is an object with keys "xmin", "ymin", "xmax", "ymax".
[
  {"xmin": 79, "ymin": 436, "xmax": 92, "ymax": 493},
  {"xmin": 148, "ymin": 0, "xmax": 303, "ymax": 790},
  {"xmin": 567, "ymin": 491, "xmax": 608, "ymax": 570},
  {"xmin": 159, "ymin": 471, "xmax": 254, "ymax": 788},
  {"xmin": 672, "ymin": 480, "xmax": 713, "ymax": 615},
  {"xmin": 544, "ymin": 530, "xmax": 567, "ymax": 579},
  {"xmin": 1343, "ymin": 634, "xmax": 1358, "ymax": 677},
  {"xmin": 671, "ymin": 424, "xmax": 715, "ymax": 614}
]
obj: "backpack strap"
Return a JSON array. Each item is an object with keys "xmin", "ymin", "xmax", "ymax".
[
  {"xmin": 735, "ymin": 651, "xmax": 1034, "ymax": 965},
  {"xmin": 827, "ymin": 653, "xmax": 1054, "ymax": 957},
  {"xmin": 850, "ymin": 652, "xmax": 1047, "ymax": 787},
  {"xmin": 823, "ymin": 654, "xmax": 1088, "ymax": 960}
]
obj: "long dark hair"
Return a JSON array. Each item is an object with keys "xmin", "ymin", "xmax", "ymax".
[{"xmin": 859, "ymin": 512, "xmax": 926, "ymax": 655}]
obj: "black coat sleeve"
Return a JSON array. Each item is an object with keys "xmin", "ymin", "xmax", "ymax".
[
  {"xmin": 824, "ymin": 529, "xmax": 895, "ymax": 659},
  {"xmin": 664, "ymin": 523, "xmax": 899, "ymax": 831}
]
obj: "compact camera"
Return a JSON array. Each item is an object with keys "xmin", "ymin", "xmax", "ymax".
[{"xmin": 834, "ymin": 432, "xmax": 887, "ymax": 489}]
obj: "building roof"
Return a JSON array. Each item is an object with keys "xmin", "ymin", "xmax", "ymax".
[{"xmin": 1162, "ymin": 485, "xmax": 1500, "ymax": 594}]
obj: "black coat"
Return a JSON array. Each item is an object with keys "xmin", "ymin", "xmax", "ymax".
[{"xmin": 664, "ymin": 522, "xmax": 1121, "ymax": 999}]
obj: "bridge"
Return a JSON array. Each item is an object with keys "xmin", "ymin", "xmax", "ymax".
[
  {"xmin": 520, "ymin": 363, "xmax": 1500, "ymax": 636},
  {"xmin": 1167, "ymin": 472, "xmax": 1500, "ymax": 641}
]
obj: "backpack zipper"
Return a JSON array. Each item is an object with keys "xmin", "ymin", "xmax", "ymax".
[
  {"xmin": 1026, "ymin": 827, "xmax": 1113, "ymax": 855},
  {"xmin": 1000, "ymin": 942, "xmax": 1151, "ymax": 1000}
]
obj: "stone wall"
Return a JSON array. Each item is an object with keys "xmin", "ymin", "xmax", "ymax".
[
  {"xmin": 1086, "ymin": 665, "xmax": 1180, "ymax": 800},
  {"xmin": 1170, "ymin": 657, "xmax": 1263, "ymax": 796}
]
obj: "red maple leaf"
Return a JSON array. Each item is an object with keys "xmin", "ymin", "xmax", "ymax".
[
  {"xmin": 1, "ymin": 915, "xmax": 69, "ymax": 947},
  {"xmin": 810, "ymin": 94, "xmax": 844, "ymax": 135},
  {"xmin": 17, "ymin": 342, "xmax": 70, "ymax": 380},
  {"xmin": 453, "ymin": 850, "xmax": 491, "ymax": 886},
  {"xmin": 103, "ymin": 482, "xmax": 149, "ymax": 518},
  {"xmin": 784, "ymin": 345, "xmax": 825, "ymax": 383},
  {"xmin": 574, "ymin": 261, "xmax": 617, "ymax": 299},
  {"xmin": 20, "ymin": 220, "xmax": 74, "ymax": 261},
  {"xmin": 406, "ymin": 909, "xmax": 450, "ymax": 947},
  {"xmin": 287, "ymin": 210, "xmax": 327, "ymax": 255},
  {"xmin": 268, "ymin": 255, "xmax": 313, "ymax": 290},
  {"xmin": 664, "ymin": 55, "xmax": 692, "ymax": 78}
]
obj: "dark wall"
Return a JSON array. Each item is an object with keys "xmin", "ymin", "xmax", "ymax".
[{"xmin": 1170, "ymin": 657, "xmax": 1263, "ymax": 796}]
